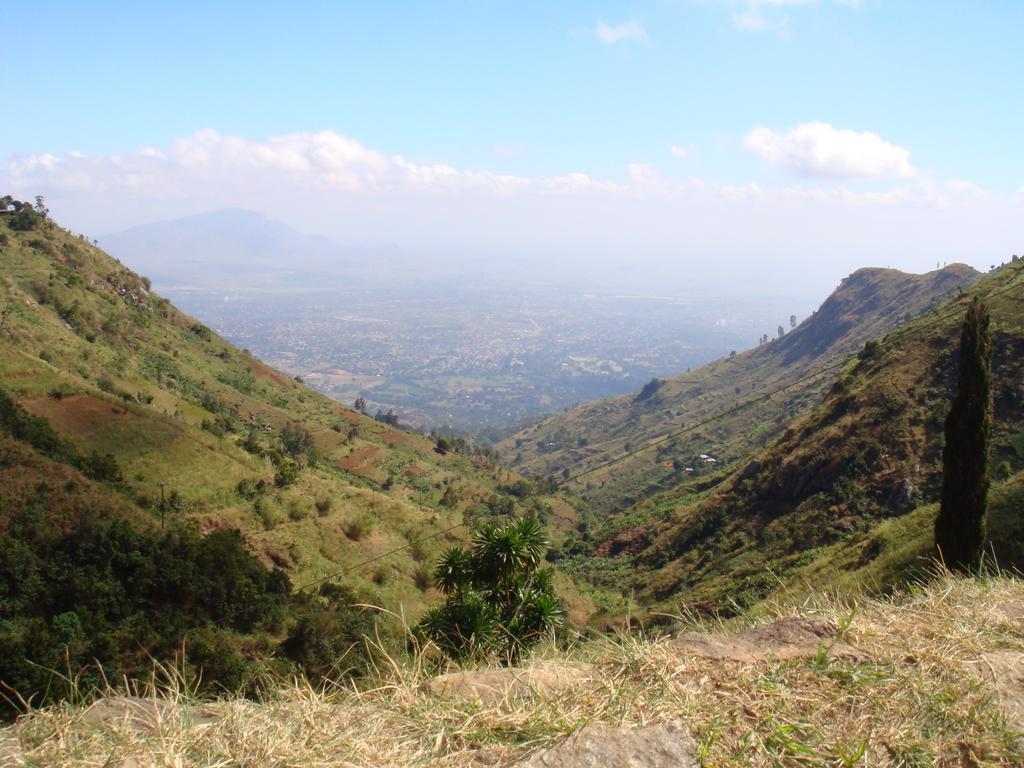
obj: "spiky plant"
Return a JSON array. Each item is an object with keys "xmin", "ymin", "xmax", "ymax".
[{"xmin": 416, "ymin": 517, "xmax": 563, "ymax": 664}]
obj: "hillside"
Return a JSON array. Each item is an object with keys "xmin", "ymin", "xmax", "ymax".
[
  {"xmin": 501, "ymin": 265, "xmax": 980, "ymax": 517},
  {"xmin": 563, "ymin": 259, "xmax": 1024, "ymax": 612},
  {"xmin": 0, "ymin": 205, "xmax": 588, "ymax": 706},
  {"xmin": 3, "ymin": 574, "xmax": 1022, "ymax": 766}
]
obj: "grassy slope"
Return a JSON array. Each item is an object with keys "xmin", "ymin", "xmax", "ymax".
[
  {"xmin": 501, "ymin": 265, "xmax": 979, "ymax": 517},
  {"xmin": 0, "ymin": 219, "xmax": 590, "ymax": 621},
  {"xmin": 4, "ymin": 573, "xmax": 1022, "ymax": 766},
  {"xmin": 582, "ymin": 260, "xmax": 1024, "ymax": 612}
]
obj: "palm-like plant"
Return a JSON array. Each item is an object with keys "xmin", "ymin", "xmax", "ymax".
[
  {"xmin": 415, "ymin": 517, "xmax": 563, "ymax": 664},
  {"xmin": 433, "ymin": 546, "xmax": 474, "ymax": 595}
]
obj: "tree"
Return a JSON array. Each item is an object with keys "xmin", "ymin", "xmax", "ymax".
[
  {"xmin": 280, "ymin": 422, "xmax": 314, "ymax": 459},
  {"xmin": 935, "ymin": 297, "xmax": 992, "ymax": 572},
  {"xmin": 777, "ymin": 325, "xmax": 785, "ymax": 339},
  {"xmin": 353, "ymin": 396, "xmax": 366, "ymax": 413},
  {"xmin": 790, "ymin": 314, "xmax": 797, "ymax": 330},
  {"xmin": 416, "ymin": 517, "xmax": 563, "ymax": 664}
]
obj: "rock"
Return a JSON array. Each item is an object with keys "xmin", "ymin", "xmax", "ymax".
[
  {"xmin": 425, "ymin": 661, "xmax": 595, "ymax": 705},
  {"xmin": 670, "ymin": 617, "xmax": 867, "ymax": 663},
  {"xmin": 81, "ymin": 697, "xmax": 175, "ymax": 734},
  {"xmin": 80, "ymin": 696, "xmax": 218, "ymax": 734},
  {"xmin": 991, "ymin": 599, "xmax": 1024, "ymax": 625},
  {"xmin": 516, "ymin": 721, "xmax": 698, "ymax": 767},
  {"xmin": 976, "ymin": 652, "xmax": 1024, "ymax": 730}
]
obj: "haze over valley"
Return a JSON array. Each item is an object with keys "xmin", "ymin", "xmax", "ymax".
[
  {"xmin": 3, "ymin": 2, "xmax": 1024, "ymax": 765},
  {"xmin": 102, "ymin": 209, "xmax": 814, "ymax": 430}
]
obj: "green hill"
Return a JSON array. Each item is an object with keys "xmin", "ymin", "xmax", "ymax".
[
  {"xmin": 0, "ymin": 203, "xmax": 588, "ymax": 710},
  {"xmin": 557, "ymin": 259, "xmax": 1024, "ymax": 614},
  {"xmin": 501, "ymin": 265, "xmax": 980, "ymax": 518}
]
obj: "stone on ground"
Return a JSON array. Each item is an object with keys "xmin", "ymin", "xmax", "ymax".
[
  {"xmin": 425, "ymin": 660, "xmax": 595, "ymax": 705},
  {"xmin": 515, "ymin": 721, "xmax": 698, "ymax": 768},
  {"xmin": 80, "ymin": 696, "xmax": 219, "ymax": 734},
  {"xmin": 977, "ymin": 651, "xmax": 1024, "ymax": 730},
  {"xmin": 670, "ymin": 617, "xmax": 866, "ymax": 662}
]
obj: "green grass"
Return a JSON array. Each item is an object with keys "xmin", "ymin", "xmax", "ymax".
[
  {"xmin": 546, "ymin": 261, "xmax": 1024, "ymax": 618},
  {"xmin": 0, "ymin": 217, "xmax": 588, "ymax": 620}
]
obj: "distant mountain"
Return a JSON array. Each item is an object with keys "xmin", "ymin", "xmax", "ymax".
[
  {"xmin": 501, "ymin": 264, "xmax": 981, "ymax": 516},
  {"xmin": 100, "ymin": 208, "xmax": 390, "ymax": 290}
]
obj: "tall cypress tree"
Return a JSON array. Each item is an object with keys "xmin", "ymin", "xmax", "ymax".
[{"xmin": 935, "ymin": 297, "xmax": 992, "ymax": 571}]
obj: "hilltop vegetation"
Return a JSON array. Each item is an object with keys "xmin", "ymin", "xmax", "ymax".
[
  {"xmin": 0, "ymin": 202, "xmax": 584, "ymax": 711},
  {"xmin": 502, "ymin": 264, "xmax": 980, "ymax": 518},
  {"xmin": 552, "ymin": 258, "xmax": 1024, "ymax": 614}
]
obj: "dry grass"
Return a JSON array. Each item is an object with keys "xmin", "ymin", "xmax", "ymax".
[{"xmin": 4, "ymin": 573, "xmax": 1023, "ymax": 766}]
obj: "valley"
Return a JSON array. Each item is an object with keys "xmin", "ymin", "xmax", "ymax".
[{"xmin": 167, "ymin": 281, "xmax": 806, "ymax": 431}]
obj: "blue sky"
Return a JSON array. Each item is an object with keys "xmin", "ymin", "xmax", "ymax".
[{"xmin": 2, "ymin": 1, "xmax": 1021, "ymax": 294}]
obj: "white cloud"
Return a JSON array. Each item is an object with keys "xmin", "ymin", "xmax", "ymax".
[
  {"xmin": 581, "ymin": 18, "xmax": 648, "ymax": 44},
  {"xmin": 731, "ymin": 0, "xmax": 861, "ymax": 33},
  {"xmin": 732, "ymin": 10, "xmax": 789, "ymax": 32},
  {"xmin": 743, "ymin": 122, "xmax": 916, "ymax": 179},
  {"xmin": 2, "ymin": 129, "xmax": 626, "ymax": 201},
  {"xmin": 3, "ymin": 128, "xmax": 1016, "ymax": 297},
  {"xmin": 670, "ymin": 144, "xmax": 700, "ymax": 160}
]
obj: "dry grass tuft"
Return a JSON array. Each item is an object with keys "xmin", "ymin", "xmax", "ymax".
[{"xmin": 3, "ymin": 573, "xmax": 1023, "ymax": 766}]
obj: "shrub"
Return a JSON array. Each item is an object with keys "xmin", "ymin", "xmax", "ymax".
[
  {"xmin": 0, "ymin": 516, "xmax": 297, "ymax": 715},
  {"xmin": 344, "ymin": 513, "xmax": 375, "ymax": 541},
  {"xmin": 274, "ymin": 461, "xmax": 298, "ymax": 488},
  {"xmin": 415, "ymin": 517, "xmax": 563, "ymax": 664},
  {"xmin": 287, "ymin": 499, "xmax": 307, "ymax": 521},
  {"xmin": 413, "ymin": 564, "xmax": 432, "ymax": 591},
  {"xmin": 282, "ymin": 585, "xmax": 374, "ymax": 680},
  {"xmin": 280, "ymin": 423, "xmax": 315, "ymax": 460}
]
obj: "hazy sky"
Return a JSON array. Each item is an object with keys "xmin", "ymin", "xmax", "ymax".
[{"xmin": 2, "ymin": 1, "xmax": 1021, "ymax": 296}]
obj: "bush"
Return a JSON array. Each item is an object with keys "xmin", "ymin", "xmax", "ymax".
[
  {"xmin": 0, "ymin": 515, "xmax": 295, "ymax": 715},
  {"xmin": 415, "ymin": 518, "xmax": 563, "ymax": 664},
  {"xmin": 7, "ymin": 206, "xmax": 42, "ymax": 231},
  {"xmin": 287, "ymin": 499, "xmax": 307, "ymax": 521},
  {"xmin": 280, "ymin": 423, "xmax": 315, "ymax": 461},
  {"xmin": 282, "ymin": 585, "xmax": 375, "ymax": 680},
  {"xmin": 344, "ymin": 513, "xmax": 375, "ymax": 541},
  {"xmin": 274, "ymin": 461, "xmax": 298, "ymax": 488}
]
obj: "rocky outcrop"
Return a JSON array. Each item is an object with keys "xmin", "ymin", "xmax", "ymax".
[
  {"xmin": 424, "ymin": 661, "xmax": 595, "ymax": 705},
  {"xmin": 670, "ymin": 617, "xmax": 867, "ymax": 662},
  {"xmin": 515, "ymin": 721, "xmax": 697, "ymax": 768},
  {"xmin": 80, "ymin": 696, "xmax": 220, "ymax": 734}
]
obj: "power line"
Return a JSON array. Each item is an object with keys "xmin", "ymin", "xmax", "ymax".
[{"xmin": 295, "ymin": 265, "xmax": 1024, "ymax": 591}]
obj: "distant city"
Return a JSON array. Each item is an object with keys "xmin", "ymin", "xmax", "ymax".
[{"xmin": 167, "ymin": 281, "xmax": 809, "ymax": 433}]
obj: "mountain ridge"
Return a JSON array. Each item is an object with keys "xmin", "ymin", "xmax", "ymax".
[
  {"xmin": 501, "ymin": 263, "xmax": 980, "ymax": 519},
  {"xmin": 560, "ymin": 259, "xmax": 1024, "ymax": 612}
]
